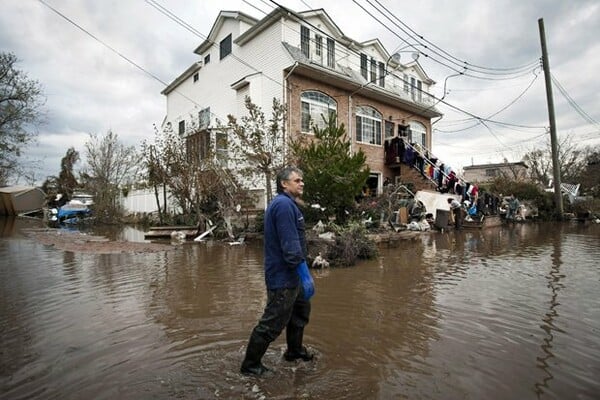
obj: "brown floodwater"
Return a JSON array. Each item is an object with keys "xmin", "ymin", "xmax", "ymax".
[{"xmin": 1, "ymin": 217, "xmax": 599, "ymax": 399}]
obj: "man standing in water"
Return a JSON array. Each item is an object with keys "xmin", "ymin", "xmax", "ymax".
[
  {"xmin": 448, "ymin": 197, "xmax": 462, "ymax": 230},
  {"xmin": 240, "ymin": 166, "xmax": 313, "ymax": 376}
]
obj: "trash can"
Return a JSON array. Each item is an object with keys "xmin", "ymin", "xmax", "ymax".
[{"xmin": 435, "ymin": 209, "xmax": 450, "ymax": 230}]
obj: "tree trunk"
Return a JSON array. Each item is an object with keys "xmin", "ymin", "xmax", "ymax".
[{"xmin": 153, "ymin": 183, "xmax": 163, "ymax": 224}]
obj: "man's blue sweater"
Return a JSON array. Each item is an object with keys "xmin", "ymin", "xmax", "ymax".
[{"xmin": 263, "ymin": 192, "xmax": 307, "ymax": 290}]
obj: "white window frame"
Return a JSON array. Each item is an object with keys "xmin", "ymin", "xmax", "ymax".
[
  {"xmin": 356, "ymin": 105, "xmax": 382, "ymax": 145},
  {"xmin": 301, "ymin": 91, "xmax": 337, "ymax": 133},
  {"xmin": 409, "ymin": 121, "xmax": 427, "ymax": 148}
]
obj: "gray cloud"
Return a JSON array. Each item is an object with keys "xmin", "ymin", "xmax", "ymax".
[{"xmin": 1, "ymin": 0, "xmax": 597, "ymax": 183}]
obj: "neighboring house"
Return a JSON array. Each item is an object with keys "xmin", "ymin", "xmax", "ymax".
[
  {"xmin": 463, "ymin": 161, "xmax": 530, "ymax": 183},
  {"xmin": 0, "ymin": 186, "xmax": 46, "ymax": 216},
  {"xmin": 161, "ymin": 7, "xmax": 442, "ymax": 205}
]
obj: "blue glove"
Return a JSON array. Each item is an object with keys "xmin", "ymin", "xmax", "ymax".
[{"xmin": 297, "ymin": 260, "xmax": 315, "ymax": 300}]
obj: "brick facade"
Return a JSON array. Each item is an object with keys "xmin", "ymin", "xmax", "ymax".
[{"xmin": 286, "ymin": 73, "xmax": 434, "ymax": 193}]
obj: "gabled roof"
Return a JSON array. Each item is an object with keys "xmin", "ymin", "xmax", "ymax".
[
  {"xmin": 358, "ymin": 38, "xmax": 389, "ymax": 60},
  {"xmin": 235, "ymin": 7, "xmax": 347, "ymax": 47},
  {"xmin": 406, "ymin": 60, "xmax": 436, "ymax": 85},
  {"xmin": 161, "ymin": 61, "xmax": 203, "ymax": 95},
  {"xmin": 194, "ymin": 10, "xmax": 258, "ymax": 55}
]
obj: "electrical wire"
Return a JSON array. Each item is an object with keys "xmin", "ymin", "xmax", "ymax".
[
  {"xmin": 551, "ymin": 73, "xmax": 600, "ymax": 128},
  {"xmin": 39, "ymin": 0, "xmax": 550, "ymax": 148},
  {"xmin": 368, "ymin": 0, "xmax": 541, "ymax": 73},
  {"xmin": 263, "ymin": 0, "xmax": 545, "ymax": 129},
  {"xmin": 145, "ymin": 0, "xmax": 282, "ymax": 87},
  {"xmin": 37, "ymin": 0, "xmax": 229, "ymax": 125},
  {"xmin": 352, "ymin": 0, "xmax": 541, "ymax": 80}
]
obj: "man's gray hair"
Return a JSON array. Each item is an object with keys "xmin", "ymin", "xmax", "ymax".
[{"xmin": 276, "ymin": 166, "xmax": 303, "ymax": 194}]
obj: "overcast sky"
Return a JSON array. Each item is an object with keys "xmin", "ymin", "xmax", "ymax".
[{"xmin": 1, "ymin": 0, "xmax": 598, "ymax": 185}]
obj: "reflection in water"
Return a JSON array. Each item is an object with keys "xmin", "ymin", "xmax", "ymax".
[
  {"xmin": 1, "ymin": 218, "xmax": 599, "ymax": 399},
  {"xmin": 534, "ymin": 226, "xmax": 563, "ymax": 398}
]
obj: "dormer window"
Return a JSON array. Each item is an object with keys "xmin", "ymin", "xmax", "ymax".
[
  {"xmin": 220, "ymin": 34, "xmax": 232, "ymax": 60},
  {"xmin": 326, "ymin": 38, "xmax": 335, "ymax": 68},
  {"xmin": 301, "ymin": 26, "xmax": 310, "ymax": 57}
]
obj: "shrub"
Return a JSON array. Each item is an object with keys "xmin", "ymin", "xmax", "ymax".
[{"xmin": 325, "ymin": 222, "xmax": 378, "ymax": 267}]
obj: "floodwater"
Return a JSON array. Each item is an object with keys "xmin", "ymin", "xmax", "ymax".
[{"xmin": 1, "ymin": 218, "xmax": 599, "ymax": 400}]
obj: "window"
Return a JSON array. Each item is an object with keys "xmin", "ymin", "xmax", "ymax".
[
  {"xmin": 301, "ymin": 26, "xmax": 310, "ymax": 57},
  {"xmin": 198, "ymin": 107, "xmax": 210, "ymax": 130},
  {"xmin": 485, "ymin": 169, "xmax": 498, "ymax": 177},
  {"xmin": 385, "ymin": 120, "xmax": 395, "ymax": 139},
  {"xmin": 185, "ymin": 131, "xmax": 210, "ymax": 161},
  {"xmin": 301, "ymin": 91, "xmax": 337, "ymax": 132},
  {"xmin": 403, "ymin": 74, "xmax": 409, "ymax": 93},
  {"xmin": 326, "ymin": 38, "xmax": 335, "ymax": 68},
  {"xmin": 178, "ymin": 120, "xmax": 185, "ymax": 136},
  {"xmin": 370, "ymin": 57, "xmax": 376, "ymax": 83},
  {"xmin": 204, "ymin": 54, "xmax": 210, "ymax": 64},
  {"xmin": 220, "ymin": 34, "xmax": 232, "ymax": 60},
  {"xmin": 355, "ymin": 106, "xmax": 382, "ymax": 145},
  {"xmin": 193, "ymin": 72, "xmax": 199, "ymax": 82},
  {"xmin": 378, "ymin": 62, "xmax": 385, "ymax": 87},
  {"xmin": 409, "ymin": 121, "xmax": 426, "ymax": 147},
  {"xmin": 315, "ymin": 34, "xmax": 322, "ymax": 57},
  {"xmin": 216, "ymin": 130, "xmax": 228, "ymax": 163},
  {"xmin": 360, "ymin": 53, "xmax": 368, "ymax": 80},
  {"xmin": 409, "ymin": 77, "xmax": 423, "ymax": 101}
]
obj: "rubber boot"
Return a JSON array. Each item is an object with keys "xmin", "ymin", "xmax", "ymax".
[
  {"xmin": 283, "ymin": 326, "xmax": 313, "ymax": 362},
  {"xmin": 240, "ymin": 332, "xmax": 271, "ymax": 376}
]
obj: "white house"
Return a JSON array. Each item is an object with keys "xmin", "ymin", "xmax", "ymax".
[{"xmin": 162, "ymin": 6, "xmax": 441, "ymax": 206}]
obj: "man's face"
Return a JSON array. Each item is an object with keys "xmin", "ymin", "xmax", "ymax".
[{"xmin": 282, "ymin": 171, "xmax": 304, "ymax": 198}]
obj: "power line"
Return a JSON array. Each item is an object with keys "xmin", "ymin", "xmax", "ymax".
[
  {"xmin": 264, "ymin": 0, "xmax": 544, "ymax": 129},
  {"xmin": 551, "ymin": 73, "xmax": 600, "ymax": 129},
  {"xmin": 368, "ymin": 0, "xmax": 541, "ymax": 74},
  {"xmin": 352, "ymin": 0, "xmax": 541, "ymax": 80},
  {"xmin": 145, "ymin": 0, "xmax": 282, "ymax": 87},
  {"xmin": 38, "ymin": 0, "xmax": 169, "ymax": 87},
  {"xmin": 37, "ymin": 0, "xmax": 232, "ymax": 129}
]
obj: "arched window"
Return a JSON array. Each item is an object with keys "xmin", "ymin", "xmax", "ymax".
[
  {"xmin": 409, "ymin": 121, "xmax": 426, "ymax": 147},
  {"xmin": 301, "ymin": 91, "xmax": 337, "ymax": 132},
  {"xmin": 355, "ymin": 105, "xmax": 382, "ymax": 145}
]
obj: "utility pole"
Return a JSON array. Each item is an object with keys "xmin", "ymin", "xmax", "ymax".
[{"xmin": 538, "ymin": 18, "xmax": 564, "ymax": 217}]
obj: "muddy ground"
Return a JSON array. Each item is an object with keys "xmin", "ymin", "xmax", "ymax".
[{"xmin": 22, "ymin": 229, "xmax": 175, "ymax": 254}]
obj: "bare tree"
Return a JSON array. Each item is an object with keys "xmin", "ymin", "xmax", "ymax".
[
  {"xmin": 222, "ymin": 96, "xmax": 286, "ymax": 204},
  {"xmin": 145, "ymin": 121, "xmax": 249, "ymax": 236},
  {"xmin": 522, "ymin": 134, "xmax": 587, "ymax": 186},
  {"xmin": 81, "ymin": 130, "xmax": 140, "ymax": 222},
  {"xmin": 0, "ymin": 52, "xmax": 45, "ymax": 185}
]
